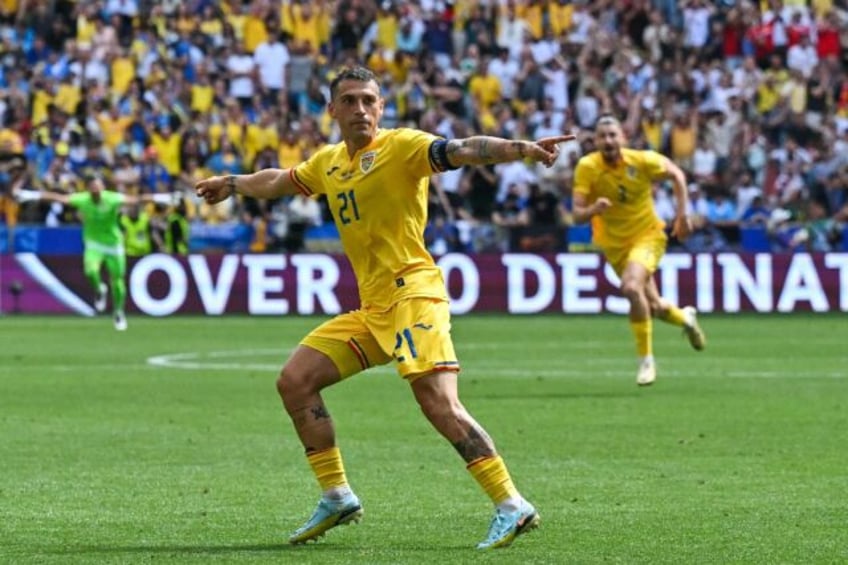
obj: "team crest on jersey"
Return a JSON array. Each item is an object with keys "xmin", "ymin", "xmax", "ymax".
[
  {"xmin": 626, "ymin": 166, "xmax": 636, "ymax": 179},
  {"xmin": 360, "ymin": 151, "xmax": 377, "ymax": 173}
]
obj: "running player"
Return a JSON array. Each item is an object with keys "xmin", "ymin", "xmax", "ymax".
[
  {"xmin": 18, "ymin": 173, "xmax": 172, "ymax": 330},
  {"xmin": 572, "ymin": 115, "xmax": 706, "ymax": 386}
]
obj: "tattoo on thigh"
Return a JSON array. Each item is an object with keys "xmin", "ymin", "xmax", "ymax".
[{"xmin": 452, "ymin": 424, "xmax": 495, "ymax": 462}]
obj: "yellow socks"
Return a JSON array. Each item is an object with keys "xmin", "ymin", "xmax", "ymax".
[
  {"xmin": 657, "ymin": 303, "xmax": 687, "ymax": 327},
  {"xmin": 630, "ymin": 319, "xmax": 652, "ymax": 357},
  {"xmin": 307, "ymin": 446, "xmax": 349, "ymax": 492},
  {"xmin": 467, "ymin": 455, "xmax": 518, "ymax": 505}
]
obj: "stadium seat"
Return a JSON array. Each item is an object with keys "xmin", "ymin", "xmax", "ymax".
[
  {"xmin": 305, "ymin": 223, "xmax": 344, "ymax": 253},
  {"xmin": 740, "ymin": 225, "xmax": 771, "ymax": 252},
  {"xmin": 567, "ymin": 224, "xmax": 595, "ymax": 252},
  {"xmin": 6, "ymin": 226, "xmax": 85, "ymax": 255}
]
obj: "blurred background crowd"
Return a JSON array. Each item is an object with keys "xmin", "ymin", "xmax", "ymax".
[{"xmin": 1, "ymin": 0, "xmax": 847, "ymax": 256}]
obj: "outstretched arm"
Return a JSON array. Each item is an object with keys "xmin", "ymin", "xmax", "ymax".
[
  {"xmin": 195, "ymin": 169, "xmax": 299, "ymax": 205},
  {"xmin": 444, "ymin": 135, "xmax": 574, "ymax": 169},
  {"xmin": 126, "ymin": 193, "xmax": 179, "ymax": 206},
  {"xmin": 15, "ymin": 189, "xmax": 71, "ymax": 205}
]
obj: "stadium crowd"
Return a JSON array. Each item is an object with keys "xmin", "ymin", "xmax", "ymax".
[{"xmin": 1, "ymin": 0, "xmax": 847, "ymax": 255}]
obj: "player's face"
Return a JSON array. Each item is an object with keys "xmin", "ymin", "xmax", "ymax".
[
  {"xmin": 595, "ymin": 123, "xmax": 624, "ymax": 163},
  {"xmin": 89, "ymin": 178, "xmax": 104, "ymax": 197},
  {"xmin": 330, "ymin": 79, "xmax": 384, "ymax": 146}
]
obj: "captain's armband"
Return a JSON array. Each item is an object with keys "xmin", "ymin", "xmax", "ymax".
[{"xmin": 429, "ymin": 139, "xmax": 460, "ymax": 173}]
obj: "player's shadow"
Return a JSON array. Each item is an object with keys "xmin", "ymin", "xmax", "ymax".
[
  {"xmin": 49, "ymin": 543, "xmax": 294, "ymax": 556},
  {"xmin": 49, "ymin": 541, "xmax": 470, "ymax": 555},
  {"xmin": 470, "ymin": 390, "xmax": 644, "ymax": 400}
]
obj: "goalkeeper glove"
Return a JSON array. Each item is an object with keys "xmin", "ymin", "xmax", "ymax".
[
  {"xmin": 151, "ymin": 193, "xmax": 179, "ymax": 205},
  {"xmin": 14, "ymin": 189, "xmax": 43, "ymax": 203}
]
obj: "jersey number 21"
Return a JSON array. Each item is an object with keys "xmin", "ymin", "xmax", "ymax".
[{"xmin": 337, "ymin": 190, "xmax": 361, "ymax": 224}]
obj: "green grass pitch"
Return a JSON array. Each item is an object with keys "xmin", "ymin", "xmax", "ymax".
[{"xmin": 1, "ymin": 314, "xmax": 846, "ymax": 564}]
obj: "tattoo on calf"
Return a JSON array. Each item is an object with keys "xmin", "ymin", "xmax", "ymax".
[
  {"xmin": 452, "ymin": 423, "xmax": 496, "ymax": 462},
  {"xmin": 311, "ymin": 404, "xmax": 331, "ymax": 420}
]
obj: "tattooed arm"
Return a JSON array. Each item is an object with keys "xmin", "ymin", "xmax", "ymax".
[
  {"xmin": 444, "ymin": 134, "xmax": 575, "ymax": 169},
  {"xmin": 195, "ymin": 169, "xmax": 299, "ymax": 204}
]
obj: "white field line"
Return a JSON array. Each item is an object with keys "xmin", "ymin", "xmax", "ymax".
[{"xmin": 1, "ymin": 346, "xmax": 843, "ymax": 379}]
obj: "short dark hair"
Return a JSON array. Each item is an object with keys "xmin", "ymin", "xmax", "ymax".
[
  {"xmin": 83, "ymin": 170, "xmax": 103, "ymax": 183},
  {"xmin": 329, "ymin": 66, "xmax": 378, "ymax": 100},
  {"xmin": 595, "ymin": 115, "xmax": 622, "ymax": 130}
]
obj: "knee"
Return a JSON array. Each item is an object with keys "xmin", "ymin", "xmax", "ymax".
[
  {"xmin": 619, "ymin": 279, "xmax": 643, "ymax": 301},
  {"xmin": 276, "ymin": 364, "xmax": 311, "ymax": 402},
  {"xmin": 416, "ymin": 389, "xmax": 461, "ymax": 422}
]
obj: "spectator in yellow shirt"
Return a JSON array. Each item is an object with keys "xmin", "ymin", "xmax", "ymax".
[
  {"xmin": 110, "ymin": 47, "xmax": 136, "ymax": 97},
  {"xmin": 548, "ymin": 0, "xmax": 574, "ymax": 36},
  {"xmin": 54, "ymin": 75, "xmax": 82, "ymax": 116},
  {"xmin": 242, "ymin": 2, "xmax": 269, "ymax": 53},
  {"xmin": 76, "ymin": 4, "xmax": 98, "ymax": 46},
  {"xmin": 468, "ymin": 61, "xmax": 502, "ymax": 112},
  {"xmin": 191, "ymin": 66, "xmax": 216, "ymax": 114},
  {"xmin": 175, "ymin": 4, "xmax": 197, "ymax": 34},
  {"xmin": 277, "ymin": 126, "xmax": 306, "ymax": 169},
  {"xmin": 151, "ymin": 121, "xmax": 183, "ymax": 177},
  {"xmin": 30, "ymin": 80, "xmax": 54, "ymax": 127},
  {"xmin": 515, "ymin": 0, "xmax": 544, "ymax": 40},
  {"xmin": 97, "ymin": 105, "xmax": 133, "ymax": 152},
  {"xmin": 669, "ymin": 109, "xmax": 698, "ymax": 172},
  {"xmin": 244, "ymin": 110, "xmax": 280, "ymax": 168},
  {"xmin": 374, "ymin": 2, "xmax": 399, "ymax": 52},
  {"xmin": 199, "ymin": 4, "xmax": 225, "ymax": 48},
  {"xmin": 287, "ymin": 3, "xmax": 326, "ymax": 55},
  {"xmin": 207, "ymin": 99, "xmax": 247, "ymax": 154},
  {"xmin": 756, "ymin": 75, "xmax": 781, "ymax": 115}
]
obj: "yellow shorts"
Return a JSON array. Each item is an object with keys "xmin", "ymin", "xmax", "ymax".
[
  {"xmin": 602, "ymin": 229, "xmax": 667, "ymax": 276},
  {"xmin": 300, "ymin": 297, "xmax": 460, "ymax": 382}
]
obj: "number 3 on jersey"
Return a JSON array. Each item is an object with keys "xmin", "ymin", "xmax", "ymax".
[
  {"xmin": 617, "ymin": 185, "xmax": 628, "ymax": 203},
  {"xmin": 337, "ymin": 189, "xmax": 361, "ymax": 224}
]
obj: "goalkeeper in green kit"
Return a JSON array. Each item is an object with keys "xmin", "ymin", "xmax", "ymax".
[{"xmin": 17, "ymin": 173, "xmax": 175, "ymax": 330}]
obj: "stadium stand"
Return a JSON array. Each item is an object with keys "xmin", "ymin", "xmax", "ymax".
[{"xmin": 1, "ymin": 0, "xmax": 847, "ymax": 254}]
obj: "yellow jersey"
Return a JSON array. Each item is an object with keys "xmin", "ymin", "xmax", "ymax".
[
  {"xmin": 31, "ymin": 89, "xmax": 53, "ymax": 125},
  {"xmin": 54, "ymin": 83, "xmax": 82, "ymax": 115},
  {"xmin": 242, "ymin": 15, "xmax": 268, "ymax": 53},
  {"xmin": 573, "ymin": 148, "xmax": 666, "ymax": 248},
  {"xmin": 191, "ymin": 84, "xmax": 214, "ymax": 113},
  {"xmin": 151, "ymin": 132, "xmax": 183, "ymax": 175},
  {"xmin": 290, "ymin": 128, "xmax": 448, "ymax": 311},
  {"xmin": 97, "ymin": 114, "xmax": 133, "ymax": 149},
  {"xmin": 278, "ymin": 140, "xmax": 305, "ymax": 169},
  {"xmin": 110, "ymin": 56, "xmax": 135, "ymax": 96},
  {"xmin": 244, "ymin": 123, "xmax": 279, "ymax": 164}
]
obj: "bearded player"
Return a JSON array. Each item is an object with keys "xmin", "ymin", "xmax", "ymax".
[{"xmin": 572, "ymin": 115, "xmax": 706, "ymax": 386}]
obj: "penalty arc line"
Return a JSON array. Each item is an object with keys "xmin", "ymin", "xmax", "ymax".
[{"xmin": 141, "ymin": 350, "xmax": 847, "ymax": 379}]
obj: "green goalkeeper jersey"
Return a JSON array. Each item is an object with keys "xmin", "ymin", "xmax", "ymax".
[{"xmin": 68, "ymin": 191, "xmax": 127, "ymax": 248}]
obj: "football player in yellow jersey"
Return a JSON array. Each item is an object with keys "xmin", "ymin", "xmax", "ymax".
[
  {"xmin": 197, "ymin": 66, "xmax": 573, "ymax": 550},
  {"xmin": 572, "ymin": 116, "xmax": 706, "ymax": 387}
]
